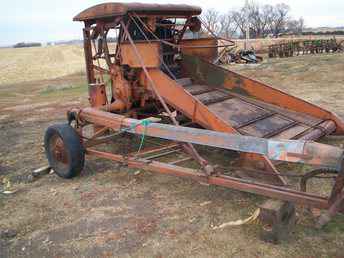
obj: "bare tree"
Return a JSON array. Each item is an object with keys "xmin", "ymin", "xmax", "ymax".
[
  {"xmin": 298, "ymin": 17, "xmax": 305, "ymax": 33},
  {"xmin": 203, "ymin": 1, "xmax": 299, "ymax": 39},
  {"xmin": 286, "ymin": 17, "xmax": 305, "ymax": 35},
  {"xmin": 246, "ymin": 2, "xmax": 262, "ymax": 37},
  {"xmin": 232, "ymin": 8, "xmax": 248, "ymax": 37},
  {"xmin": 232, "ymin": 2, "xmax": 290, "ymax": 38},
  {"xmin": 218, "ymin": 12, "xmax": 237, "ymax": 38},
  {"xmin": 269, "ymin": 3, "xmax": 290, "ymax": 37},
  {"xmin": 202, "ymin": 9, "xmax": 221, "ymax": 34},
  {"xmin": 260, "ymin": 5, "xmax": 275, "ymax": 37}
]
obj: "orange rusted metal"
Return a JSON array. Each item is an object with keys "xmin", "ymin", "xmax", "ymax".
[
  {"xmin": 180, "ymin": 38, "xmax": 218, "ymax": 61},
  {"xmin": 121, "ymin": 42, "xmax": 161, "ymax": 68},
  {"xmin": 89, "ymin": 83, "xmax": 107, "ymax": 107},
  {"xmin": 181, "ymin": 55, "xmax": 344, "ymax": 134},
  {"xmin": 74, "ymin": 3, "xmax": 202, "ymax": 22},
  {"xmin": 74, "ymin": 107, "xmax": 344, "ymax": 170},
  {"xmin": 86, "ymin": 148, "xmax": 330, "ymax": 210},
  {"xmin": 44, "ymin": 2, "xmax": 344, "ymax": 228}
]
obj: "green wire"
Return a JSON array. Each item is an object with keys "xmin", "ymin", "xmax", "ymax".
[
  {"xmin": 116, "ymin": 119, "xmax": 152, "ymax": 154},
  {"xmin": 136, "ymin": 119, "xmax": 152, "ymax": 154}
]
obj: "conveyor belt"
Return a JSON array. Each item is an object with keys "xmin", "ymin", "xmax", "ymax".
[{"xmin": 176, "ymin": 77, "xmax": 330, "ymax": 140}]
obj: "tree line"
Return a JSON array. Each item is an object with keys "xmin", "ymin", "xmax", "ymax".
[
  {"xmin": 13, "ymin": 42, "xmax": 42, "ymax": 48},
  {"xmin": 202, "ymin": 1, "xmax": 305, "ymax": 39}
]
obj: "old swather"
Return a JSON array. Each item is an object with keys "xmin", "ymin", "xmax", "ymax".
[{"xmin": 45, "ymin": 3, "xmax": 344, "ymax": 227}]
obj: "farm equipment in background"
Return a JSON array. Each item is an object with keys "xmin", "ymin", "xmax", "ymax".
[
  {"xmin": 44, "ymin": 2, "xmax": 344, "ymax": 230},
  {"xmin": 268, "ymin": 38, "xmax": 343, "ymax": 58}
]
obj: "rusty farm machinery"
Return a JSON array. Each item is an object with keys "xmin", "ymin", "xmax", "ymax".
[
  {"xmin": 215, "ymin": 46, "xmax": 263, "ymax": 64},
  {"xmin": 268, "ymin": 38, "xmax": 344, "ymax": 58},
  {"xmin": 44, "ymin": 3, "xmax": 344, "ymax": 230}
]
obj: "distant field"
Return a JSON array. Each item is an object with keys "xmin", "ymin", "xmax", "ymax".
[
  {"xmin": 0, "ymin": 45, "xmax": 85, "ymax": 85},
  {"xmin": 1, "ymin": 38, "xmax": 342, "ymax": 86}
]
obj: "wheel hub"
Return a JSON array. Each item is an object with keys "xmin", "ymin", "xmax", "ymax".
[{"xmin": 52, "ymin": 137, "xmax": 68, "ymax": 164}]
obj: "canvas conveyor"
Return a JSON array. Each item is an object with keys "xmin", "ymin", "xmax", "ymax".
[
  {"xmin": 175, "ymin": 78, "xmax": 335, "ymax": 140},
  {"xmin": 148, "ymin": 56, "xmax": 339, "ymax": 143}
]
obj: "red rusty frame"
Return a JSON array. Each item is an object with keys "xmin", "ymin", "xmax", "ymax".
[
  {"xmin": 75, "ymin": 107, "xmax": 343, "ymax": 170},
  {"xmin": 70, "ymin": 3, "xmax": 344, "ymax": 227},
  {"xmin": 86, "ymin": 145, "xmax": 344, "ymax": 227},
  {"xmin": 71, "ymin": 107, "xmax": 344, "ymax": 226},
  {"xmin": 120, "ymin": 20, "xmax": 212, "ymax": 174},
  {"xmin": 86, "ymin": 148, "xmax": 330, "ymax": 210}
]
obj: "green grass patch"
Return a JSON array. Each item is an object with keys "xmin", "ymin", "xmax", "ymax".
[
  {"xmin": 0, "ymin": 91, "xmax": 17, "ymax": 99},
  {"xmin": 39, "ymin": 83, "xmax": 87, "ymax": 97},
  {"xmin": 323, "ymin": 214, "xmax": 344, "ymax": 233}
]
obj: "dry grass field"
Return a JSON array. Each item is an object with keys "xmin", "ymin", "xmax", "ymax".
[
  {"xmin": 0, "ymin": 45, "xmax": 85, "ymax": 85},
  {"xmin": 1, "ymin": 45, "xmax": 344, "ymax": 258}
]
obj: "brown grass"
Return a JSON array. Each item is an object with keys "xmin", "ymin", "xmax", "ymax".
[{"xmin": 0, "ymin": 45, "xmax": 85, "ymax": 85}]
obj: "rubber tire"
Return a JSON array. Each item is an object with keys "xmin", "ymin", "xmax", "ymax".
[{"xmin": 44, "ymin": 124, "xmax": 85, "ymax": 179}]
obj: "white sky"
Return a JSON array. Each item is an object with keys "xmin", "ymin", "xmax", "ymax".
[{"xmin": 1, "ymin": 0, "xmax": 343, "ymax": 46}]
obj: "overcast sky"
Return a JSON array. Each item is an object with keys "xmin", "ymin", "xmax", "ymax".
[{"xmin": 1, "ymin": 0, "xmax": 343, "ymax": 46}]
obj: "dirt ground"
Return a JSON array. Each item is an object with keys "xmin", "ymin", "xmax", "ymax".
[{"xmin": 1, "ymin": 52, "xmax": 344, "ymax": 258}]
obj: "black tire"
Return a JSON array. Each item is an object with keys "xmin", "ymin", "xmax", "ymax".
[{"xmin": 44, "ymin": 124, "xmax": 85, "ymax": 179}]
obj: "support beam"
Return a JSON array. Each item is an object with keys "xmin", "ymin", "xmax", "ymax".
[
  {"xmin": 76, "ymin": 107, "xmax": 344, "ymax": 170},
  {"xmin": 86, "ymin": 148, "xmax": 329, "ymax": 209},
  {"xmin": 83, "ymin": 24, "xmax": 96, "ymax": 84}
]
